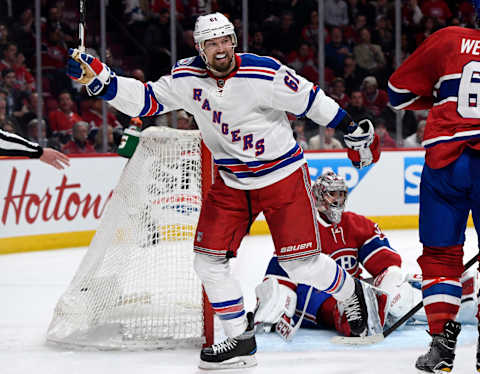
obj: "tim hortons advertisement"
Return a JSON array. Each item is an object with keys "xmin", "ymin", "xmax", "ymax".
[{"xmin": 0, "ymin": 155, "xmax": 127, "ymax": 252}]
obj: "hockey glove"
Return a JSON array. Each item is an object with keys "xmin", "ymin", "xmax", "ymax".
[
  {"xmin": 67, "ymin": 48, "xmax": 115, "ymax": 96},
  {"xmin": 344, "ymin": 119, "xmax": 380, "ymax": 169}
]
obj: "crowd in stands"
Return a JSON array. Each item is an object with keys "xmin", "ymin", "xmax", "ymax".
[{"xmin": 0, "ymin": 0, "xmax": 474, "ymax": 154}]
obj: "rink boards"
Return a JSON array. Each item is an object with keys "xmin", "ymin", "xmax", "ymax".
[{"xmin": 0, "ymin": 149, "xmax": 473, "ymax": 254}]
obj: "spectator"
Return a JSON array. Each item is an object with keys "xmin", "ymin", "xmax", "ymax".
[
  {"xmin": 360, "ymin": 76, "xmax": 389, "ymax": 117},
  {"xmin": 105, "ymin": 48, "xmax": 126, "ymax": 76},
  {"xmin": 301, "ymin": 10, "xmax": 322, "ymax": 47},
  {"xmin": 345, "ymin": 90, "xmax": 373, "ymax": 122},
  {"xmin": 267, "ymin": 11, "xmax": 299, "ymax": 60},
  {"xmin": 325, "ymin": 27, "xmax": 351, "ymax": 76},
  {"xmin": 341, "ymin": 56, "xmax": 364, "ymax": 94},
  {"xmin": 14, "ymin": 53, "xmax": 35, "ymax": 92},
  {"xmin": 371, "ymin": 15, "xmax": 393, "ymax": 57},
  {"xmin": 375, "ymin": 119, "xmax": 397, "ymax": 148},
  {"xmin": 94, "ymin": 125, "xmax": 117, "ymax": 153},
  {"xmin": 0, "ymin": 43, "xmax": 18, "ymax": 73},
  {"xmin": 353, "ymin": 27, "xmax": 386, "ymax": 75},
  {"xmin": 179, "ymin": 30, "xmax": 197, "ymax": 59},
  {"xmin": 131, "ymin": 68, "xmax": 146, "ymax": 83},
  {"xmin": 357, "ymin": 0, "xmax": 377, "ymax": 27},
  {"xmin": 41, "ymin": 24, "xmax": 70, "ymax": 96},
  {"xmin": 402, "ymin": 0, "xmax": 424, "ymax": 28},
  {"xmin": 48, "ymin": 91, "xmax": 82, "ymax": 136},
  {"xmin": 292, "ymin": 120, "xmax": 308, "ymax": 150},
  {"xmin": 82, "ymin": 97, "xmax": 122, "ymax": 129},
  {"xmin": 0, "ymin": 22, "xmax": 11, "ymax": 56},
  {"xmin": 1, "ymin": 68, "xmax": 26, "ymax": 117},
  {"xmin": 308, "ymin": 127, "xmax": 343, "ymax": 150},
  {"xmin": 44, "ymin": 4, "xmax": 75, "ymax": 45},
  {"xmin": 329, "ymin": 77, "xmax": 350, "ymax": 109},
  {"xmin": 379, "ymin": 102, "xmax": 418, "ymax": 138},
  {"xmin": 325, "ymin": 0, "xmax": 349, "ymax": 28},
  {"xmin": 249, "ymin": 31, "xmax": 267, "ymax": 56},
  {"xmin": 421, "ymin": 0, "xmax": 452, "ymax": 26},
  {"xmin": 12, "ymin": 8, "xmax": 35, "ymax": 61},
  {"xmin": 287, "ymin": 42, "xmax": 316, "ymax": 76},
  {"xmin": 144, "ymin": 8, "xmax": 179, "ymax": 79},
  {"xmin": 403, "ymin": 120, "xmax": 426, "ymax": 148},
  {"xmin": 62, "ymin": 121, "xmax": 95, "ymax": 154},
  {"xmin": 415, "ymin": 17, "xmax": 437, "ymax": 48},
  {"xmin": 25, "ymin": 118, "xmax": 49, "ymax": 146}
]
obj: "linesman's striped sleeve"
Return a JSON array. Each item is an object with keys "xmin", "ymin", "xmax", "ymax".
[{"xmin": 0, "ymin": 129, "xmax": 43, "ymax": 158}]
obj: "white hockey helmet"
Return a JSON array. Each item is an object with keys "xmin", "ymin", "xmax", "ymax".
[
  {"xmin": 194, "ymin": 13, "xmax": 237, "ymax": 63},
  {"xmin": 312, "ymin": 171, "xmax": 348, "ymax": 224}
]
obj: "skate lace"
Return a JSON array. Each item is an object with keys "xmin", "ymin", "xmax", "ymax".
[
  {"xmin": 343, "ymin": 294, "xmax": 362, "ymax": 321},
  {"xmin": 212, "ymin": 337, "xmax": 238, "ymax": 354}
]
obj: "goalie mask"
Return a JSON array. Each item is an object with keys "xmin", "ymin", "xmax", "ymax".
[
  {"xmin": 312, "ymin": 171, "xmax": 348, "ymax": 224},
  {"xmin": 193, "ymin": 13, "xmax": 237, "ymax": 72}
]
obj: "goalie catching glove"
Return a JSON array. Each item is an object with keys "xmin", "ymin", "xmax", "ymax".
[
  {"xmin": 343, "ymin": 119, "xmax": 380, "ymax": 169},
  {"xmin": 67, "ymin": 48, "xmax": 117, "ymax": 97}
]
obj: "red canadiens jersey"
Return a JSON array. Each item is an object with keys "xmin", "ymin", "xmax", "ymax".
[
  {"xmin": 388, "ymin": 26, "xmax": 480, "ymax": 169},
  {"xmin": 317, "ymin": 211, "xmax": 401, "ymax": 278}
]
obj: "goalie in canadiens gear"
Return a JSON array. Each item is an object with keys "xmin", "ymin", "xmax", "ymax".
[
  {"xmin": 66, "ymin": 12, "xmax": 381, "ymax": 370},
  {"xmin": 254, "ymin": 171, "xmax": 478, "ymax": 340}
]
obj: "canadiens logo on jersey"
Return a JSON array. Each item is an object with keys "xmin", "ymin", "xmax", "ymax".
[{"xmin": 330, "ymin": 248, "xmax": 359, "ymax": 274}]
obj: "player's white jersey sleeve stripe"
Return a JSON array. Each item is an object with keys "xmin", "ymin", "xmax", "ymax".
[
  {"xmin": 139, "ymin": 83, "xmax": 164, "ymax": 116},
  {"xmin": 0, "ymin": 129, "xmax": 41, "ymax": 157}
]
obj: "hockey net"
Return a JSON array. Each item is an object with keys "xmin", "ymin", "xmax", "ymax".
[{"xmin": 46, "ymin": 126, "xmax": 213, "ymax": 349}]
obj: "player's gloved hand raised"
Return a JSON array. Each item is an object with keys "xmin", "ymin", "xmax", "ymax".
[
  {"xmin": 343, "ymin": 119, "xmax": 380, "ymax": 169},
  {"xmin": 67, "ymin": 48, "xmax": 115, "ymax": 96}
]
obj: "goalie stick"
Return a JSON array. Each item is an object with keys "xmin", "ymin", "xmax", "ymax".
[{"xmin": 332, "ymin": 251, "xmax": 479, "ymax": 345}]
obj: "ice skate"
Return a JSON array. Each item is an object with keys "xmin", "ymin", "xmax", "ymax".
[
  {"xmin": 342, "ymin": 278, "xmax": 368, "ymax": 337},
  {"xmin": 415, "ymin": 320, "xmax": 461, "ymax": 373},
  {"xmin": 199, "ymin": 312, "xmax": 257, "ymax": 370}
]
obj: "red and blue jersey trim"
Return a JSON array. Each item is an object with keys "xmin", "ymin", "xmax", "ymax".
[
  {"xmin": 211, "ymin": 297, "xmax": 245, "ymax": 321},
  {"xmin": 323, "ymin": 265, "xmax": 347, "ymax": 295},
  {"xmin": 139, "ymin": 83, "xmax": 164, "ymax": 116},
  {"xmin": 387, "ymin": 81, "xmax": 421, "ymax": 109},
  {"xmin": 214, "ymin": 144, "xmax": 304, "ymax": 178}
]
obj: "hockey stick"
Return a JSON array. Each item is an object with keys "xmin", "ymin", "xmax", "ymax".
[
  {"xmin": 78, "ymin": 0, "xmax": 86, "ymax": 52},
  {"xmin": 332, "ymin": 252, "xmax": 479, "ymax": 345}
]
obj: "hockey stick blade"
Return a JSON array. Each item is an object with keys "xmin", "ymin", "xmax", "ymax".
[{"xmin": 331, "ymin": 333, "xmax": 384, "ymax": 345}]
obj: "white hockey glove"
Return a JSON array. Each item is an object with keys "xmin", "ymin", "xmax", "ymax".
[
  {"xmin": 344, "ymin": 119, "xmax": 380, "ymax": 169},
  {"xmin": 67, "ymin": 48, "xmax": 116, "ymax": 96},
  {"xmin": 254, "ymin": 276, "xmax": 297, "ymax": 334}
]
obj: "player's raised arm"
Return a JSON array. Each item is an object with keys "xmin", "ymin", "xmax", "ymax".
[{"xmin": 66, "ymin": 49, "xmax": 181, "ymax": 117}]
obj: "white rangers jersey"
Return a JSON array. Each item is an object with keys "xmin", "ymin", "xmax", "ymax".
[{"xmin": 105, "ymin": 53, "xmax": 346, "ymax": 189}]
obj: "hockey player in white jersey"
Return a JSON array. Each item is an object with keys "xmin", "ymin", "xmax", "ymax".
[{"xmin": 66, "ymin": 13, "xmax": 380, "ymax": 369}]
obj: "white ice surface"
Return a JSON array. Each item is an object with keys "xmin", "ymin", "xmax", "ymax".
[{"xmin": 0, "ymin": 228, "xmax": 478, "ymax": 374}]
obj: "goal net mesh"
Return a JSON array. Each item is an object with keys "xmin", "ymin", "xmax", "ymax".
[{"xmin": 46, "ymin": 127, "xmax": 206, "ymax": 349}]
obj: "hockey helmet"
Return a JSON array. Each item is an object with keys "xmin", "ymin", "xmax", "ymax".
[
  {"xmin": 194, "ymin": 13, "xmax": 237, "ymax": 64},
  {"xmin": 312, "ymin": 171, "xmax": 348, "ymax": 224}
]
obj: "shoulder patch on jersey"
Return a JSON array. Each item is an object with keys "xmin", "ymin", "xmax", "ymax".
[
  {"xmin": 173, "ymin": 55, "xmax": 206, "ymax": 70},
  {"xmin": 239, "ymin": 53, "xmax": 281, "ymax": 71},
  {"xmin": 178, "ymin": 57, "xmax": 196, "ymax": 66}
]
